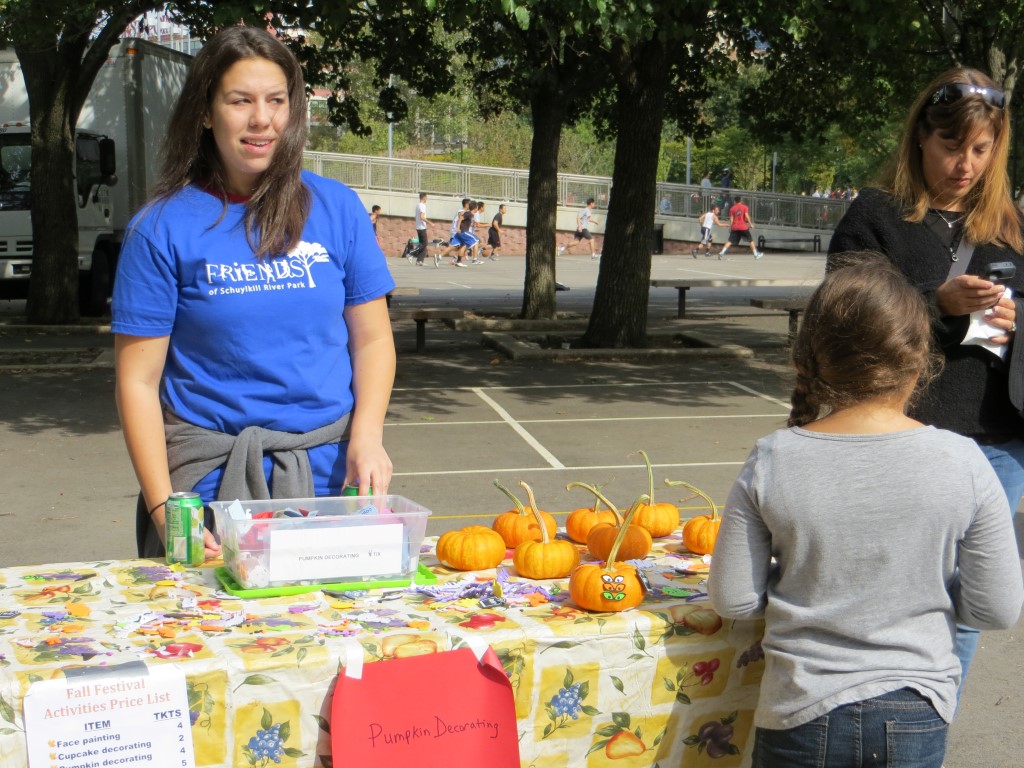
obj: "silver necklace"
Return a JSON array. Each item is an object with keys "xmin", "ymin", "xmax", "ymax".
[{"xmin": 931, "ymin": 208, "xmax": 964, "ymax": 229}]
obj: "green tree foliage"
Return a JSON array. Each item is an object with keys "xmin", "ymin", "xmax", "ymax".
[
  {"xmin": 0, "ymin": 1, "xmax": 166, "ymax": 323},
  {"xmin": 743, "ymin": 2, "xmax": 1024, "ymax": 180}
]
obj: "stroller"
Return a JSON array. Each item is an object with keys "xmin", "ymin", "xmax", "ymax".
[{"xmin": 401, "ymin": 236, "xmax": 446, "ymax": 268}]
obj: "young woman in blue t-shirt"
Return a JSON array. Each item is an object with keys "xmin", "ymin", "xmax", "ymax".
[{"xmin": 112, "ymin": 26, "xmax": 396, "ymax": 560}]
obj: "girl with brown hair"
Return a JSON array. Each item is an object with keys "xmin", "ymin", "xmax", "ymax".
[
  {"xmin": 112, "ymin": 26, "xmax": 396, "ymax": 559},
  {"xmin": 711, "ymin": 260, "xmax": 1022, "ymax": 768}
]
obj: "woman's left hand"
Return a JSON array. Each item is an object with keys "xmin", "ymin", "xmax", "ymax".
[
  {"xmin": 985, "ymin": 294, "xmax": 1017, "ymax": 344},
  {"xmin": 344, "ymin": 436, "xmax": 393, "ymax": 496}
]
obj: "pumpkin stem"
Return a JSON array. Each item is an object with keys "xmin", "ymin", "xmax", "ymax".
[
  {"xmin": 606, "ymin": 494, "xmax": 650, "ymax": 566},
  {"xmin": 665, "ymin": 479, "xmax": 719, "ymax": 521},
  {"xmin": 565, "ymin": 481, "xmax": 622, "ymax": 525},
  {"xmin": 518, "ymin": 481, "xmax": 549, "ymax": 545},
  {"xmin": 494, "ymin": 479, "xmax": 528, "ymax": 516},
  {"xmin": 639, "ymin": 450, "xmax": 656, "ymax": 504}
]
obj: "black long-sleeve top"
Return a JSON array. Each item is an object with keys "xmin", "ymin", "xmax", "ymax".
[{"xmin": 828, "ymin": 187, "xmax": 1024, "ymax": 440}]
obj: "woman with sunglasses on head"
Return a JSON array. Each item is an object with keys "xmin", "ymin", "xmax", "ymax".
[
  {"xmin": 112, "ymin": 26, "xmax": 396, "ymax": 560},
  {"xmin": 829, "ymin": 67, "xmax": 1024, "ymax": 692}
]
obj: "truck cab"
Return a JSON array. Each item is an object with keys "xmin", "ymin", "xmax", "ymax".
[{"xmin": 0, "ymin": 121, "xmax": 117, "ymax": 314}]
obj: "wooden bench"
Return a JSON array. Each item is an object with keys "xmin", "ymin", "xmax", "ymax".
[
  {"xmin": 388, "ymin": 308, "xmax": 464, "ymax": 352},
  {"xmin": 749, "ymin": 297, "xmax": 811, "ymax": 343},
  {"xmin": 649, "ymin": 278, "xmax": 812, "ymax": 318},
  {"xmin": 756, "ymin": 234, "xmax": 822, "ymax": 253},
  {"xmin": 385, "ymin": 287, "xmax": 420, "ymax": 307}
]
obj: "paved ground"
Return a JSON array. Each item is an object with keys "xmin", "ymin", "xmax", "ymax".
[{"xmin": 0, "ymin": 250, "xmax": 1021, "ymax": 765}]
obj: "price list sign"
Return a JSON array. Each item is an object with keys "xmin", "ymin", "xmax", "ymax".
[{"xmin": 23, "ymin": 661, "xmax": 195, "ymax": 768}]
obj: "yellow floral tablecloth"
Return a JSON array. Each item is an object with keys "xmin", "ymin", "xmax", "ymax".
[{"xmin": 0, "ymin": 533, "xmax": 764, "ymax": 768}]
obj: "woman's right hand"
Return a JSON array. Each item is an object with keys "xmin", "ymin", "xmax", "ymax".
[
  {"xmin": 149, "ymin": 508, "xmax": 222, "ymax": 561},
  {"xmin": 935, "ymin": 274, "xmax": 1007, "ymax": 316}
]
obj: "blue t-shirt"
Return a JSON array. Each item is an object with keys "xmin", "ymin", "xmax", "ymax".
[{"xmin": 111, "ymin": 171, "xmax": 396, "ymax": 500}]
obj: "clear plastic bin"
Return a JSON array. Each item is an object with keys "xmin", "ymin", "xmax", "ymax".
[{"xmin": 210, "ymin": 495, "xmax": 431, "ymax": 590}]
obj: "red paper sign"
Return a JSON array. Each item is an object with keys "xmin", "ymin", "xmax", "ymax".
[{"xmin": 331, "ymin": 646, "xmax": 520, "ymax": 768}]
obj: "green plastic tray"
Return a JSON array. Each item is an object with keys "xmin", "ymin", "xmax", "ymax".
[{"xmin": 214, "ymin": 563, "xmax": 437, "ymax": 599}]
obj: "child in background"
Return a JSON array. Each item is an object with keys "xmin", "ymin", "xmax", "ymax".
[
  {"xmin": 692, "ymin": 204, "xmax": 725, "ymax": 258},
  {"xmin": 369, "ymin": 204, "xmax": 382, "ymax": 247},
  {"xmin": 709, "ymin": 259, "xmax": 1023, "ymax": 768}
]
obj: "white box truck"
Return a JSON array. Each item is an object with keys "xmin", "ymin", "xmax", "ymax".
[{"xmin": 0, "ymin": 38, "xmax": 191, "ymax": 314}]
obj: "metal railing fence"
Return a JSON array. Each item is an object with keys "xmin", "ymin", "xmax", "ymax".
[{"xmin": 302, "ymin": 151, "xmax": 851, "ymax": 231}]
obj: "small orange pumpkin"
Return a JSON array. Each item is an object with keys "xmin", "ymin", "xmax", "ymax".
[
  {"xmin": 436, "ymin": 525, "xmax": 507, "ymax": 571},
  {"xmin": 632, "ymin": 450, "xmax": 680, "ymax": 537},
  {"xmin": 564, "ymin": 488, "xmax": 618, "ymax": 544},
  {"xmin": 492, "ymin": 479, "xmax": 558, "ymax": 548},
  {"xmin": 666, "ymin": 479, "xmax": 722, "ymax": 555},
  {"xmin": 569, "ymin": 494, "xmax": 647, "ymax": 612},
  {"xmin": 513, "ymin": 482, "xmax": 580, "ymax": 579},
  {"xmin": 566, "ymin": 481, "xmax": 653, "ymax": 561}
]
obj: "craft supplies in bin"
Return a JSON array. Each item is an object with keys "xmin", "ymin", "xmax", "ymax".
[{"xmin": 211, "ymin": 496, "xmax": 431, "ymax": 590}]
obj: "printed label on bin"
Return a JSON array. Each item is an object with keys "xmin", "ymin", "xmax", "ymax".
[{"xmin": 268, "ymin": 524, "xmax": 404, "ymax": 581}]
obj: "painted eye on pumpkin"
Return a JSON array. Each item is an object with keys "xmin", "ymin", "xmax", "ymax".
[
  {"xmin": 613, "ymin": 575, "xmax": 624, "ymax": 583},
  {"xmin": 602, "ymin": 574, "xmax": 614, "ymax": 584}
]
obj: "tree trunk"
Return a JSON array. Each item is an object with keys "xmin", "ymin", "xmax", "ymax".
[
  {"xmin": 21, "ymin": 48, "xmax": 81, "ymax": 324},
  {"xmin": 580, "ymin": 39, "xmax": 668, "ymax": 348},
  {"xmin": 521, "ymin": 81, "xmax": 565, "ymax": 319}
]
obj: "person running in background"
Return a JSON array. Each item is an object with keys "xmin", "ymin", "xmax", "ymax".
[
  {"xmin": 718, "ymin": 195, "xmax": 763, "ymax": 259},
  {"xmin": 710, "ymin": 259, "xmax": 1023, "ymax": 768},
  {"xmin": 693, "ymin": 204, "xmax": 726, "ymax": 258},
  {"xmin": 470, "ymin": 201, "xmax": 486, "ymax": 263},
  {"xmin": 487, "ymin": 204, "xmax": 505, "ymax": 261},
  {"xmin": 449, "ymin": 198, "xmax": 469, "ymax": 242},
  {"xmin": 437, "ymin": 198, "xmax": 470, "ymax": 267},
  {"xmin": 440, "ymin": 200, "xmax": 479, "ymax": 267},
  {"xmin": 558, "ymin": 197, "xmax": 599, "ymax": 259}
]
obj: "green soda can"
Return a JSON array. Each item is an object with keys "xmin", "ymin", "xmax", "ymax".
[
  {"xmin": 342, "ymin": 484, "xmax": 373, "ymax": 497},
  {"xmin": 164, "ymin": 492, "xmax": 205, "ymax": 566}
]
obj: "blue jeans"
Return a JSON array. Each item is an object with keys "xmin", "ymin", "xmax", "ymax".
[
  {"xmin": 955, "ymin": 439, "xmax": 1024, "ymax": 686},
  {"xmin": 752, "ymin": 689, "xmax": 948, "ymax": 768}
]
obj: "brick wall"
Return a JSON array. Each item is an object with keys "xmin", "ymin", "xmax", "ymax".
[{"xmin": 372, "ymin": 216, "xmax": 699, "ymax": 258}]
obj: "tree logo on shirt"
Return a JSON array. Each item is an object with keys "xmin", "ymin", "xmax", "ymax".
[{"xmin": 287, "ymin": 241, "xmax": 331, "ymax": 288}]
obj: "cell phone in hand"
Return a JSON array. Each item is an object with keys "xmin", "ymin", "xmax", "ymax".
[{"xmin": 985, "ymin": 261, "xmax": 1016, "ymax": 283}]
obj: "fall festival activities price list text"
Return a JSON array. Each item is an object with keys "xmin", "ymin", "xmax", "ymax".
[{"xmin": 22, "ymin": 662, "xmax": 195, "ymax": 768}]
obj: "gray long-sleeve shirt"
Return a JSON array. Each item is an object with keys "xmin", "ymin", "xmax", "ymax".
[{"xmin": 709, "ymin": 426, "xmax": 1023, "ymax": 729}]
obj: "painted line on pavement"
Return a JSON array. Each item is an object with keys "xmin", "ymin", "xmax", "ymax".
[
  {"xmin": 471, "ymin": 387, "xmax": 566, "ymax": 469},
  {"xmin": 726, "ymin": 381, "xmax": 791, "ymax": 409},
  {"xmin": 386, "ymin": 413, "xmax": 786, "ymax": 427},
  {"xmin": 394, "ymin": 460, "xmax": 744, "ymax": 477},
  {"xmin": 394, "ymin": 380, "xmax": 762, "ymax": 392}
]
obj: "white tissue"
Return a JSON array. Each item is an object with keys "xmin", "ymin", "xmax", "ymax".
[{"xmin": 962, "ymin": 287, "xmax": 1013, "ymax": 359}]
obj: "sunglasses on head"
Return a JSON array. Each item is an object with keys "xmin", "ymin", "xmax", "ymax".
[{"xmin": 929, "ymin": 83, "xmax": 1006, "ymax": 110}]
